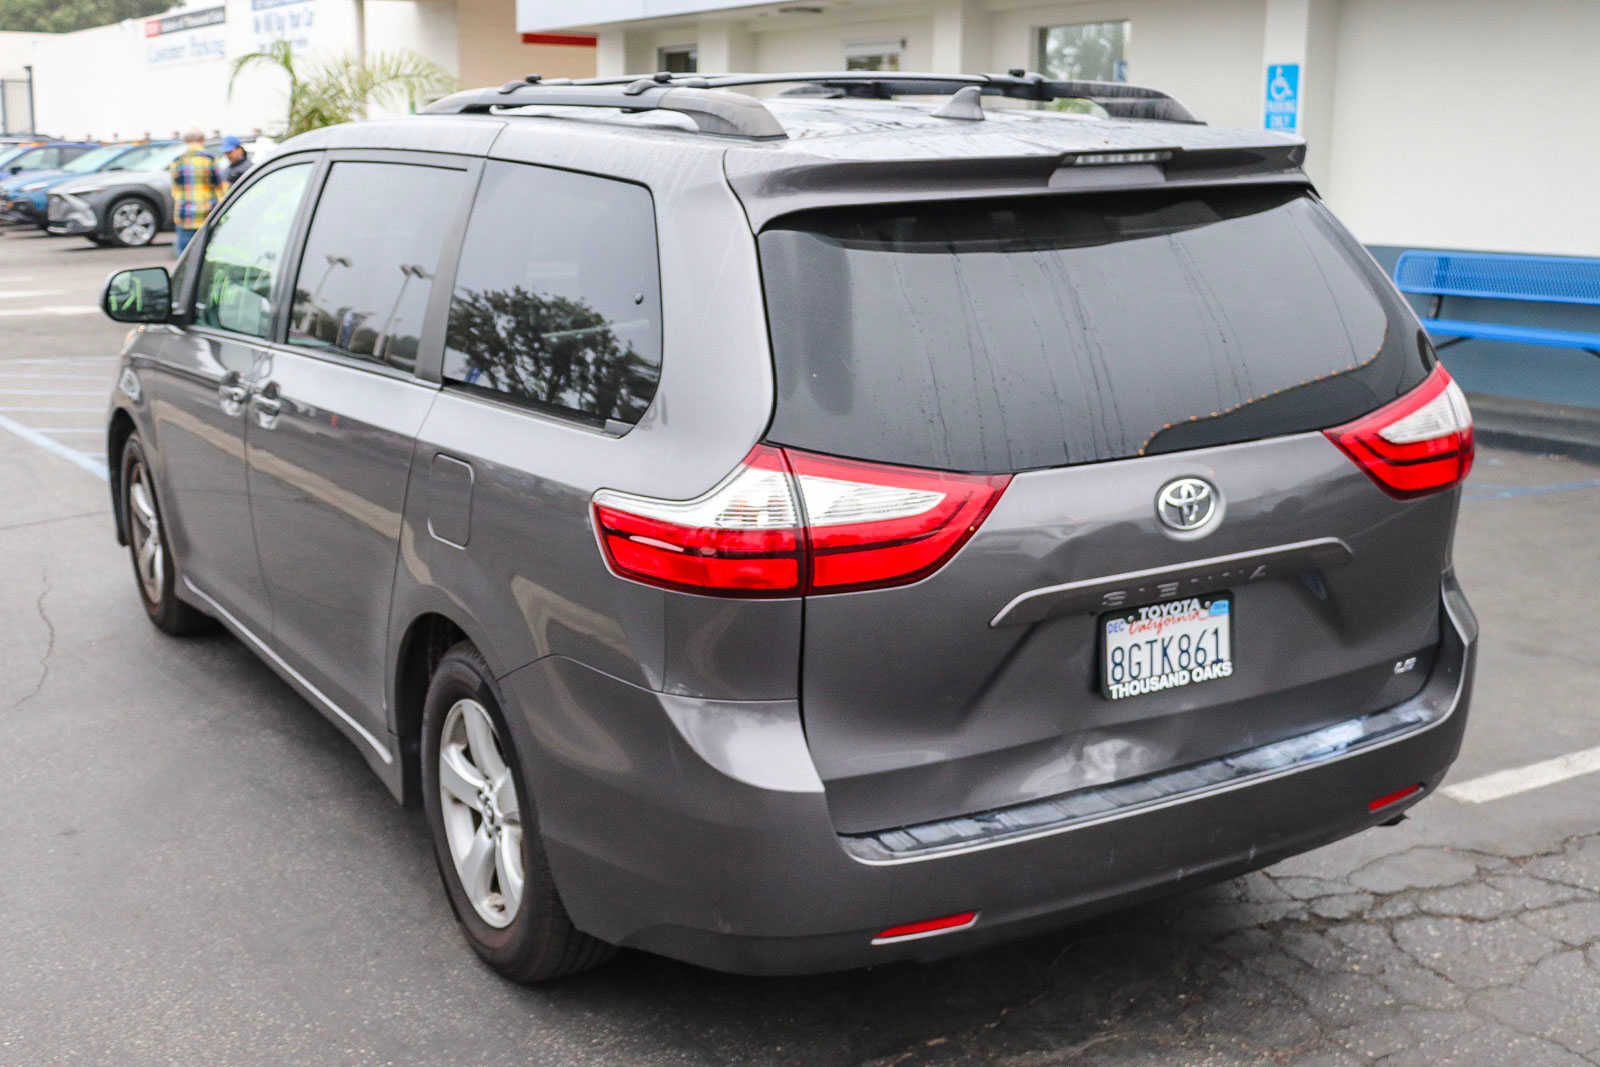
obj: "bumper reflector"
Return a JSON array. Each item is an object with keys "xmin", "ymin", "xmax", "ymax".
[
  {"xmin": 1368, "ymin": 784, "xmax": 1424, "ymax": 812},
  {"xmin": 871, "ymin": 911, "xmax": 978, "ymax": 945}
]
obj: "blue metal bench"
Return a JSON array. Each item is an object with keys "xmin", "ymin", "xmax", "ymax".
[{"xmin": 1393, "ymin": 250, "xmax": 1600, "ymax": 358}]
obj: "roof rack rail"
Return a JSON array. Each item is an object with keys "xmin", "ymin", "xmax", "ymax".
[{"xmin": 421, "ymin": 69, "xmax": 1201, "ymax": 140}]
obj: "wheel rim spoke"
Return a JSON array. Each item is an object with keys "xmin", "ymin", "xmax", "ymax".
[
  {"xmin": 457, "ymin": 823, "xmax": 496, "ymax": 904},
  {"xmin": 439, "ymin": 744, "xmax": 487, "ymax": 810},
  {"xmin": 495, "ymin": 827, "xmax": 525, "ymax": 914},
  {"xmin": 129, "ymin": 479, "xmax": 156, "ymax": 530},
  {"xmin": 462, "ymin": 704, "xmax": 508, "ymax": 782}
]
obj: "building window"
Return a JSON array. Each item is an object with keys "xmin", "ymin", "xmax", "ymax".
[
  {"xmin": 659, "ymin": 45, "xmax": 697, "ymax": 73},
  {"xmin": 1038, "ymin": 20, "xmax": 1129, "ymax": 82},
  {"xmin": 844, "ymin": 38, "xmax": 903, "ymax": 72}
]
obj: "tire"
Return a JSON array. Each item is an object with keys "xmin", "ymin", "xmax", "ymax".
[
  {"xmin": 104, "ymin": 196, "xmax": 158, "ymax": 248},
  {"xmin": 421, "ymin": 642, "xmax": 614, "ymax": 982},
  {"xmin": 119, "ymin": 435, "xmax": 209, "ymax": 635}
]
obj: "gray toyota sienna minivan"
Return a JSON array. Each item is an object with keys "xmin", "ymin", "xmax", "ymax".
[{"xmin": 100, "ymin": 72, "xmax": 1478, "ymax": 980}]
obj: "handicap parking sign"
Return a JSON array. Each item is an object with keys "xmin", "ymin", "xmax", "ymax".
[{"xmin": 1264, "ymin": 63, "xmax": 1300, "ymax": 131}]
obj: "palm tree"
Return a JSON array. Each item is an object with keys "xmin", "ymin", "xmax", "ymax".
[{"xmin": 229, "ymin": 41, "xmax": 456, "ymax": 138}]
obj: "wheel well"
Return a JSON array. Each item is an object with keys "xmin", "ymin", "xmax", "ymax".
[
  {"xmin": 394, "ymin": 612, "xmax": 469, "ymax": 805},
  {"xmin": 108, "ymin": 409, "xmax": 135, "ymax": 545}
]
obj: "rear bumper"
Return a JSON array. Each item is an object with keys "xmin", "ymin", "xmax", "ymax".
[{"xmin": 503, "ymin": 576, "xmax": 1476, "ymax": 975}]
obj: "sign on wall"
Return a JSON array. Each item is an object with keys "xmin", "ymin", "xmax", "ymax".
[
  {"xmin": 251, "ymin": 0, "xmax": 319, "ymax": 55},
  {"xmin": 146, "ymin": 5, "xmax": 227, "ymax": 65},
  {"xmin": 1264, "ymin": 62, "xmax": 1300, "ymax": 131}
]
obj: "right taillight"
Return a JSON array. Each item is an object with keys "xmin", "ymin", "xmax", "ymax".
[
  {"xmin": 592, "ymin": 446, "xmax": 1009, "ymax": 597},
  {"xmin": 1325, "ymin": 364, "xmax": 1474, "ymax": 499}
]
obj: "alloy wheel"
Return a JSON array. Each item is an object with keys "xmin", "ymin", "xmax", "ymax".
[
  {"xmin": 111, "ymin": 201, "xmax": 156, "ymax": 246},
  {"xmin": 438, "ymin": 699, "xmax": 525, "ymax": 928},
  {"xmin": 126, "ymin": 459, "xmax": 165, "ymax": 605}
]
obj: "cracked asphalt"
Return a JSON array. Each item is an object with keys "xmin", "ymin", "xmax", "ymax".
[{"xmin": 2, "ymin": 227, "xmax": 1599, "ymax": 1065}]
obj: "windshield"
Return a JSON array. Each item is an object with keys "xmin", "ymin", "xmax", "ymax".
[
  {"xmin": 759, "ymin": 186, "xmax": 1430, "ymax": 473},
  {"xmin": 6, "ymin": 146, "xmax": 48, "ymax": 170},
  {"xmin": 60, "ymin": 144, "xmax": 126, "ymax": 174},
  {"xmin": 110, "ymin": 142, "xmax": 183, "ymax": 171}
]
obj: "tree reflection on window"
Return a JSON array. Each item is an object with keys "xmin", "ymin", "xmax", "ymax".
[{"xmin": 446, "ymin": 284, "xmax": 656, "ymax": 426}]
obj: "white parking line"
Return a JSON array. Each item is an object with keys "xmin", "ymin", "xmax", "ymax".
[
  {"xmin": 1442, "ymin": 745, "xmax": 1600, "ymax": 804},
  {"xmin": 28, "ymin": 427, "xmax": 103, "ymax": 434},
  {"xmin": 0, "ymin": 389, "xmax": 109, "ymax": 396},
  {"xmin": 0, "ymin": 373, "xmax": 110, "ymax": 380},
  {"xmin": 0, "ymin": 306, "xmax": 98, "ymax": 317},
  {"xmin": 0, "ymin": 406, "xmax": 104, "ymax": 413},
  {"xmin": 0, "ymin": 413, "xmax": 108, "ymax": 481},
  {"xmin": 0, "ymin": 290, "xmax": 66, "ymax": 300},
  {"xmin": 6, "ymin": 357, "xmax": 118, "ymax": 364}
]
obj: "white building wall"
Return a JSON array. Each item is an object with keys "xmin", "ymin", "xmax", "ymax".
[
  {"xmin": 367, "ymin": 0, "xmax": 461, "ymax": 78},
  {"xmin": 24, "ymin": 0, "xmax": 461, "ymax": 142},
  {"xmin": 989, "ymin": 0, "xmax": 1266, "ymax": 130},
  {"xmin": 1321, "ymin": 0, "xmax": 1600, "ymax": 256}
]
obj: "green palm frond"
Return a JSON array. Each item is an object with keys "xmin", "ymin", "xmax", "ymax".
[{"xmin": 228, "ymin": 42, "xmax": 456, "ymax": 138}]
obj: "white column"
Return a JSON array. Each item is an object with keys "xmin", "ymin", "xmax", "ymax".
[
  {"xmin": 930, "ymin": 0, "xmax": 989, "ymax": 75},
  {"xmin": 1262, "ymin": 0, "xmax": 1341, "ymax": 187},
  {"xmin": 697, "ymin": 19, "xmax": 753, "ymax": 74},
  {"xmin": 595, "ymin": 29, "xmax": 652, "ymax": 77}
]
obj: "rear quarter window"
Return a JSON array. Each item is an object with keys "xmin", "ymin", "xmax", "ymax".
[
  {"xmin": 758, "ymin": 186, "xmax": 1429, "ymax": 473},
  {"xmin": 442, "ymin": 161, "xmax": 663, "ymax": 429}
]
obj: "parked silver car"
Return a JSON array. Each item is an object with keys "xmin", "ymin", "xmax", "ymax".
[
  {"xmin": 98, "ymin": 71, "xmax": 1478, "ymax": 982},
  {"xmin": 49, "ymin": 138, "xmax": 265, "ymax": 246}
]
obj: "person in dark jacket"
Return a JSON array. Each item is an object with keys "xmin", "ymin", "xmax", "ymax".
[{"xmin": 220, "ymin": 136, "xmax": 251, "ymax": 186}]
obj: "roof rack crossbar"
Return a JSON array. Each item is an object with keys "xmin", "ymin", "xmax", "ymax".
[
  {"xmin": 422, "ymin": 81, "xmax": 789, "ymax": 139},
  {"xmin": 421, "ymin": 69, "xmax": 1201, "ymax": 137}
]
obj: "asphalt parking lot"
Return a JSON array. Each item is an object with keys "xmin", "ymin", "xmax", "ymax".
[{"xmin": 1, "ymin": 224, "xmax": 1598, "ymax": 1066}]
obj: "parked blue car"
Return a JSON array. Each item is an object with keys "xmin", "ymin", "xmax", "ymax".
[
  {"xmin": 0, "ymin": 140, "xmax": 98, "ymax": 181},
  {"xmin": 0, "ymin": 141, "xmax": 146, "ymax": 226}
]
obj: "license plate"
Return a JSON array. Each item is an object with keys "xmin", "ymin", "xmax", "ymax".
[{"xmin": 1101, "ymin": 595, "xmax": 1234, "ymax": 700}]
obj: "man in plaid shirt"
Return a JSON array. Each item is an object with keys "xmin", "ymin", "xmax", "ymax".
[{"xmin": 169, "ymin": 128, "xmax": 227, "ymax": 257}]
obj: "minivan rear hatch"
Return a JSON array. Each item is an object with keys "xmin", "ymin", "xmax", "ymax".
[{"xmin": 755, "ymin": 184, "xmax": 1454, "ymax": 834}]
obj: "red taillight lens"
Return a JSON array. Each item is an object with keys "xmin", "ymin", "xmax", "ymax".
[
  {"xmin": 592, "ymin": 446, "xmax": 1010, "ymax": 597},
  {"xmin": 592, "ymin": 445, "xmax": 805, "ymax": 596},
  {"xmin": 788, "ymin": 450, "xmax": 1010, "ymax": 593},
  {"xmin": 1325, "ymin": 365, "xmax": 1474, "ymax": 499}
]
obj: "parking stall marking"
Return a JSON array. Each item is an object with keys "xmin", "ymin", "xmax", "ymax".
[
  {"xmin": 1462, "ymin": 478, "xmax": 1600, "ymax": 502},
  {"xmin": 1443, "ymin": 744, "xmax": 1600, "ymax": 804},
  {"xmin": 0, "ymin": 306, "xmax": 98, "ymax": 317},
  {"xmin": 0, "ymin": 357, "xmax": 114, "ymax": 482},
  {"xmin": 0, "ymin": 290, "xmax": 68, "ymax": 300},
  {"xmin": 0, "ymin": 413, "xmax": 108, "ymax": 481}
]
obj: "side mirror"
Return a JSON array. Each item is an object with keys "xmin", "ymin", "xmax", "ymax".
[{"xmin": 102, "ymin": 266, "xmax": 173, "ymax": 324}]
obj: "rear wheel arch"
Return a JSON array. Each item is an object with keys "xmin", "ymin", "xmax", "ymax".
[
  {"xmin": 393, "ymin": 611, "xmax": 472, "ymax": 805},
  {"xmin": 108, "ymin": 408, "xmax": 137, "ymax": 545}
]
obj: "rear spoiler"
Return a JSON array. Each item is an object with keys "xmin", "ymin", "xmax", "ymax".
[{"xmin": 726, "ymin": 143, "xmax": 1311, "ymax": 231}]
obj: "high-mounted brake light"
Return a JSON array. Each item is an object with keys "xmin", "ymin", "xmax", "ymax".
[
  {"xmin": 592, "ymin": 447, "xmax": 1009, "ymax": 597},
  {"xmin": 1325, "ymin": 365, "xmax": 1474, "ymax": 499}
]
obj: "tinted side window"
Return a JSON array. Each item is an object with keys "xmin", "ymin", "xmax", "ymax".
[
  {"xmin": 289, "ymin": 161, "xmax": 468, "ymax": 372},
  {"xmin": 194, "ymin": 163, "xmax": 312, "ymax": 338},
  {"xmin": 443, "ymin": 161, "xmax": 662, "ymax": 427}
]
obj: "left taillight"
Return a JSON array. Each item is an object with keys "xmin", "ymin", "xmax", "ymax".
[
  {"xmin": 592, "ymin": 445, "xmax": 805, "ymax": 596},
  {"xmin": 1325, "ymin": 364, "xmax": 1474, "ymax": 499},
  {"xmin": 592, "ymin": 446, "xmax": 1009, "ymax": 597}
]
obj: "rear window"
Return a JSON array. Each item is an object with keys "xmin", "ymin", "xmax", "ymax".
[{"xmin": 758, "ymin": 186, "xmax": 1429, "ymax": 473}]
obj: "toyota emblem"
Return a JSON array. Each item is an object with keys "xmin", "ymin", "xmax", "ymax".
[{"xmin": 1156, "ymin": 477, "xmax": 1219, "ymax": 533}]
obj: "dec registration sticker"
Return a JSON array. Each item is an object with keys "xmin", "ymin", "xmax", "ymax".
[{"xmin": 1102, "ymin": 595, "xmax": 1234, "ymax": 700}]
